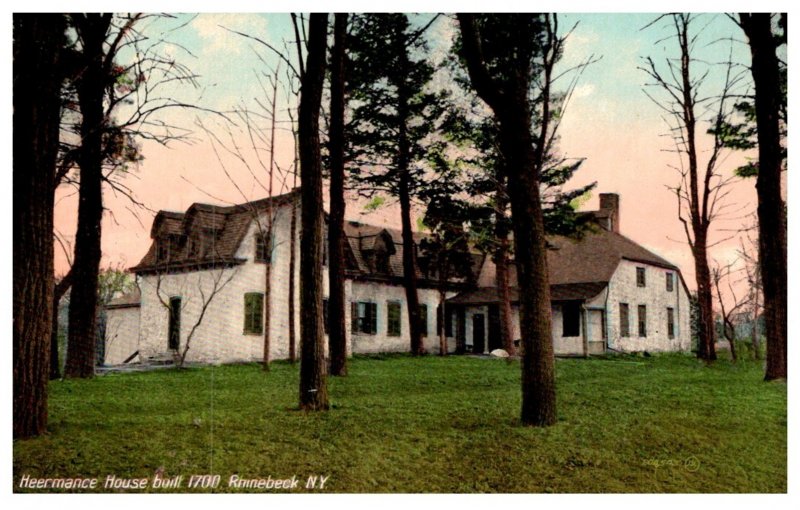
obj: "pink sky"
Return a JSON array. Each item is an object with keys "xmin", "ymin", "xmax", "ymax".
[{"xmin": 52, "ymin": 13, "xmax": 770, "ymax": 307}]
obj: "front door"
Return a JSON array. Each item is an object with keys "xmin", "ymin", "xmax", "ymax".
[
  {"xmin": 168, "ymin": 297, "xmax": 181, "ymax": 350},
  {"xmin": 473, "ymin": 314, "xmax": 485, "ymax": 354}
]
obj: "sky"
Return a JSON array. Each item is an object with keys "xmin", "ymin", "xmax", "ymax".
[{"xmin": 50, "ymin": 12, "xmax": 772, "ymax": 303}]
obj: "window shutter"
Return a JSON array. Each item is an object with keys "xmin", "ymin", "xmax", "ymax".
[
  {"xmin": 368, "ymin": 302, "xmax": 377, "ymax": 334},
  {"xmin": 351, "ymin": 302, "xmax": 359, "ymax": 333}
]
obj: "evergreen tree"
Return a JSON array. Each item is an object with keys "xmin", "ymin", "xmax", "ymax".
[{"xmin": 346, "ymin": 14, "xmax": 445, "ymax": 355}]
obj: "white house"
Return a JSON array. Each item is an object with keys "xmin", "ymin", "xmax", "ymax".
[{"xmin": 104, "ymin": 190, "xmax": 691, "ymax": 365}]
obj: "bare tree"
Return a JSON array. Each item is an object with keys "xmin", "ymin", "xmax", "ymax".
[
  {"xmin": 711, "ymin": 260, "xmax": 749, "ymax": 362},
  {"xmin": 62, "ymin": 13, "xmax": 205, "ymax": 378},
  {"xmin": 153, "ymin": 265, "xmax": 237, "ymax": 368},
  {"xmin": 640, "ymin": 14, "xmax": 746, "ymax": 362},
  {"xmin": 738, "ymin": 221, "xmax": 763, "ymax": 359}
]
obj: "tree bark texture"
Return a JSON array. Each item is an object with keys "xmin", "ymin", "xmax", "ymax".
[
  {"xmin": 65, "ymin": 14, "xmax": 112, "ymax": 378},
  {"xmin": 13, "ymin": 13, "xmax": 64, "ymax": 438},
  {"xmin": 298, "ymin": 12, "xmax": 330, "ymax": 411},
  {"xmin": 328, "ymin": 13, "xmax": 349, "ymax": 376},
  {"xmin": 740, "ymin": 13, "xmax": 787, "ymax": 380}
]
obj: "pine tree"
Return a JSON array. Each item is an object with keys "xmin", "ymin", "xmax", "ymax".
[{"xmin": 346, "ymin": 13, "xmax": 444, "ymax": 355}]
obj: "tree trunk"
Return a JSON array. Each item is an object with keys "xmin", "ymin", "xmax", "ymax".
[
  {"xmin": 327, "ymin": 13, "xmax": 349, "ymax": 376},
  {"xmin": 693, "ymin": 238, "xmax": 717, "ymax": 361},
  {"xmin": 13, "ymin": 13, "xmax": 64, "ymax": 438},
  {"xmin": 740, "ymin": 13, "xmax": 787, "ymax": 380},
  {"xmin": 288, "ymin": 186, "xmax": 298, "ymax": 363},
  {"xmin": 65, "ymin": 14, "xmax": 112, "ymax": 379},
  {"xmin": 395, "ymin": 29, "xmax": 424, "ymax": 356},
  {"xmin": 494, "ymin": 178, "xmax": 516, "ymax": 356},
  {"xmin": 500, "ymin": 109, "xmax": 557, "ymax": 426},
  {"xmin": 298, "ymin": 13, "xmax": 330, "ymax": 411}
]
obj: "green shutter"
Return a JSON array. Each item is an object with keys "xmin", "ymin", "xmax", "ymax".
[{"xmin": 387, "ymin": 301, "xmax": 401, "ymax": 336}]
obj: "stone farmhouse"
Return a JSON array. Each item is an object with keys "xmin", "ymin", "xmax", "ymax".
[{"xmin": 104, "ymin": 190, "xmax": 692, "ymax": 365}]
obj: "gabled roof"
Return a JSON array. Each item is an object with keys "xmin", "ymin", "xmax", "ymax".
[
  {"xmin": 449, "ymin": 221, "xmax": 682, "ymax": 306},
  {"xmin": 547, "ymin": 227, "xmax": 677, "ymax": 285}
]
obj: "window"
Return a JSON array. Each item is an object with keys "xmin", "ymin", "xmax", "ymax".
[
  {"xmin": 667, "ymin": 307, "xmax": 675, "ymax": 339},
  {"xmin": 666, "ymin": 272, "xmax": 674, "ymax": 292},
  {"xmin": 157, "ymin": 241, "xmax": 170, "ymax": 262},
  {"xmin": 376, "ymin": 252, "xmax": 391, "ymax": 274},
  {"xmin": 562, "ymin": 302, "xmax": 581, "ymax": 337},
  {"xmin": 351, "ymin": 301, "xmax": 377, "ymax": 335},
  {"xmin": 255, "ymin": 232, "xmax": 272, "ymax": 263},
  {"xmin": 419, "ymin": 304, "xmax": 428, "ymax": 337},
  {"xmin": 437, "ymin": 304, "xmax": 453, "ymax": 337},
  {"xmin": 636, "ymin": 267, "xmax": 646, "ymax": 287},
  {"xmin": 620, "ymin": 303, "xmax": 630, "ymax": 337},
  {"xmin": 387, "ymin": 301, "xmax": 402, "ymax": 337},
  {"xmin": 323, "ymin": 299, "xmax": 329, "ymax": 334},
  {"xmin": 244, "ymin": 293, "xmax": 264, "ymax": 335},
  {"xmin": 638, "ymin": 305, "xmax": 647, "ymax": 337}
]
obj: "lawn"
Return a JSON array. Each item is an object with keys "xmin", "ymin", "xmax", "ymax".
[{"xmin": 13, "ymin": 354, "xmax": 786, "ymax": 493}]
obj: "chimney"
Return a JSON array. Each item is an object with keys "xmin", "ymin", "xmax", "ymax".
[{"xmin": 599, "ymin": 193, "xmax": 620, "ymax": 233}]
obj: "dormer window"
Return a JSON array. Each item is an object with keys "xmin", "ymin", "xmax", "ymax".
[
  {"xmin": 376, "ymin": 251, "xmax": 390, "ymax": 274},
  {"xmin": 255, "ymin": 232, "xmax": 271, "ymax": 263},
  {"xmin": 156, "ymin": 234, "xmax": 179, "ymax": 263},
  {"xmin": 157, "ymin": 240, "xmax": 170, "ymax": 262}
]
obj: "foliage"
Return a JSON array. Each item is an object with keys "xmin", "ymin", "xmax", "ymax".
[
  {"xmin": 711, "ymin": 13, "xmax": 787, "ymax": 178},
  {"xmin": 345, "ymin": 13, "xmax": 445, "ymax": 198},
  {"xmin": 14, "ymin": 355, "xmax": 786, "ymax": 492}
]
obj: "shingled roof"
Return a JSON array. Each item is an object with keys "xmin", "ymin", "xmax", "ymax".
[
  {"xmin": 342, "ymin": 220, "xmax": 483, "ymax": 286},
  {"xmin": 131, "ymin": 189, "xmax": 482, "ymax": 286},
  {"xmin": 131, "ymin": 189, "xmax": 300, "ymax": 274},
  {"xmin": 448, "ymin": 212, "xmax": 682, "ymax": 305}
]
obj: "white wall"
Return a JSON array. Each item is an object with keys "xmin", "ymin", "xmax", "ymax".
[
  {"xmin": 105, "ymin": 306, "xmax": 141, "ymax": 365},
  {"xmin": 605, "ymin": 259, "xmax": 691, "ymax": 352},
  {"xmin": 136, "ymin": 202, "xmax": 299, "ymax": 364},
  {"xmin": 349, "ymin": 281, "xmax": 455, "ymax": 354}
]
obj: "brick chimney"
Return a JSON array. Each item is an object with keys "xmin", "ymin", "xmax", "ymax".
[{"xmin": 599, "ymin": 193, "xmax": 620, "ymax": 233}]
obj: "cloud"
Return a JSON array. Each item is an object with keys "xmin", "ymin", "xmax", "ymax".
[{"xmin": 191, "ymin": 14, "xmax": 269, "ymax": 56}]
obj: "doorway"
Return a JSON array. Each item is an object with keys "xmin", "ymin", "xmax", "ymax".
[
  {"xmin": 473, "ymin": 314, "xmax": 485, "ymax": 354},
  {"xmin": 168, "ymin": 297, "xmax": 181, "ymax": 350}
]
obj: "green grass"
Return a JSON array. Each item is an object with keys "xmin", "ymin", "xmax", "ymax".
[{"xmin": 13, "ymin": 354, "xmax": 786, "ymax": 493}]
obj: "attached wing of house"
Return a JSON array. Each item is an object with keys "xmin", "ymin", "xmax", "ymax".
[{"xmin": 447, "ymin": 193, "xmax": 692, "ymax": 355}]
